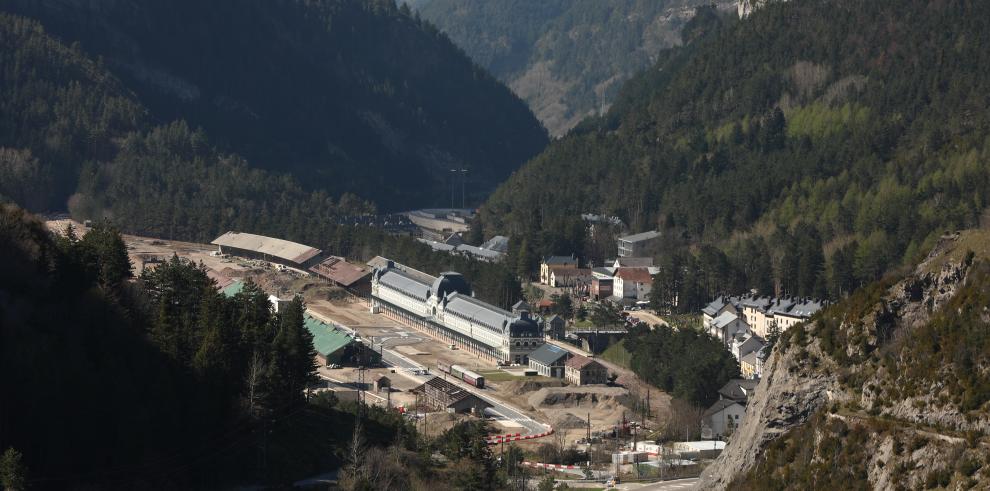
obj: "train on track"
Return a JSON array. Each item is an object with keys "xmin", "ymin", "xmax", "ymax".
[{"xmin": 436, "ymin": 361, "xmax": 486, "ymax": 389}]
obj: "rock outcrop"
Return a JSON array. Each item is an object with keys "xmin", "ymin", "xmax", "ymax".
[
  {"xmin": 700, "ymin": 231, "xmax": 990, "ymax": 489},
  {"xmin": 737, "ymin": 0, "xmax": 787, "ymax": 18}
]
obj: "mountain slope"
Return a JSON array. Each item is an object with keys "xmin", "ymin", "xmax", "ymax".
[
  {"xmin": 699, "ymin": 229, "xmax": 990, "ymax": 489},
  {"xmin": 0, "ymin": 0, "xmax": 547, "ymax": 211},
  {"xmin": 416, "ymin": 0, "xmax": 734, "ymax": 136},
  {"xmin": 479, "ymin": 0, "xmax": 990, "ymax": 300}
]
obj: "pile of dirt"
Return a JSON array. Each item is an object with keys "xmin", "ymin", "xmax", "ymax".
[
  {"xmin": 501, "ymin": 380, "xmax": 565, "ymax": 395},
  {"xmin": 553, "ymin": 412, "xmax": 589, "ymax": 429},
  {"xmin": 528, "ymin": 386, "xmax": 628, "ymax": 411},
  {"xmin": 219, "ymin": 267, "xmax": 247, "ymax": 277}
]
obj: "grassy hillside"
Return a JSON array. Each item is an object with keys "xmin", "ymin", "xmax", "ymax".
[
  {"xmin": 0, "ymin": 0, "xmax": 547, "ymax": 212},
  {"xmin": 480, "ymin": 0, "xmax": 990, "ymax": 304},
  {"xmin": 417, "ymin": 0, "xmax": 733, "ymax": 136}
]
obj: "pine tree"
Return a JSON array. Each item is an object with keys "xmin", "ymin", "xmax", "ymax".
[
  {"xmin": 80, "ymin": 220, "xmax": 132, "ymax": 289},
  {"xmin": 0, "ymin": 448, "xmax": 26, "ymax": 491},
  {"xmin": 267, "ymin": 297, "xmax": 316, "ymax": 408},
  {"xmin": 515, "ymin": 237, "xmax": 533, "ymax": 281}
]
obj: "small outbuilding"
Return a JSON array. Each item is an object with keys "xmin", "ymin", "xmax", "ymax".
[{"xmin": 374, "ymin": 375, "xmax": 392, "ymax": 393}]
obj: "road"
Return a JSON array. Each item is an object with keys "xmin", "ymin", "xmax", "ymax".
[
  {"xmin": 617, "ymin": 478, "xmax": 697, "ymax": 490},
  {"xmin": 313, "ymin": 309, "xmax": 549, "ymax": 437}
]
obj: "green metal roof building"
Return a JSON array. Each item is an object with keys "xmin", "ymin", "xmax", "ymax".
[
  {"xmin": 221, "ymin": 280, "xmax": 245, "ymax": 297},
  {"xmin": 306, "ymin": 315, "xmax": 356, "ymax": 364}
]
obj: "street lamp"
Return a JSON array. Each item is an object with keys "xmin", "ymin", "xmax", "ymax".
[{"xmin": 449, "ymin": 168, "xmax": 468, "ymax": 209}]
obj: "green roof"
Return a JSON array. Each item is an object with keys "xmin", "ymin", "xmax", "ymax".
[
  {"xmin": 221, "ymin": 280, "xmax": 245, "ymax": 297},
  {"xmin": 305, "ymin": 315, "xmax": 354, "ymax": 357}
]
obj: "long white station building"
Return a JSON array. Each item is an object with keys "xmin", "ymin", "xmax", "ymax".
[{"xmin": 370, "ymin": 259, "xmax": 543, "ymax": 364}]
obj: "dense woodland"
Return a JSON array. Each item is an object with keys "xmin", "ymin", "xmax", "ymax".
[
  {"xmin": 0, "ymin": 0, "xmax": 546, "ymax": 212},
  {"xmin": 0, "ymin": 205, "xmax": 371, "ymax": 487},
  {"xmin": 625, "ymin": 324, "xmax": 740, "ymax": 408},
  {"xmin": 480, "ymin": 0, "xmax": 990, "ymax": 304},
  {"xmin": 416, "ymin": 0, "xmax": 721, "ymax": 135}
]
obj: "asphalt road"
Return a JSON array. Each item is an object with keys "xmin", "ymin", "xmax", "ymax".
[{"xmin": 618, "ymin": 477, "xmax": 698, "ymax": 490}]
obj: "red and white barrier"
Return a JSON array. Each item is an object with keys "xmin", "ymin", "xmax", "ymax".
[
  {"xmin": 485, "ymin": 426, "xmax": 554, "ymax": 445},
  {"xmin": 522, "ymin": 461, "xmax": 577, "ymax": 470}
]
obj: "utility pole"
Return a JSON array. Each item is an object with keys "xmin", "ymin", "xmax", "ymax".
[{"xmin": 458, "ymin": 168, "xmax": 468, "ymax": 209}]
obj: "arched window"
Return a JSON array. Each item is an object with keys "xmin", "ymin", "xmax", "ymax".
[{"xmin": 515, "ymin": 341, "xmax": 521, "ymax": 347}]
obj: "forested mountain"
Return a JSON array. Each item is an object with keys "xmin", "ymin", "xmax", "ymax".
[
  {"xmin": 415, "ymin": 0, "xmax": 734, "ymax": 136},
  {"xmin": 0, "ymin": 205, "xmax": 419, "ymax": 487},
  {"xmin": 0, "ymin": 0, "xmax": 546, "ymax": 212},
  {"xmin": 480, "ymin": 1, "xmax": 990, "ymax": 306}
]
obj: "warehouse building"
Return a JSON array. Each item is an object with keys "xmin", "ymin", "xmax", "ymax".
[
  {"xmin": 211, "ymin": 231, "xmax": 323, "ymax": 270},
  {"xmin": 309, "ymin": 256, "xmax": 371, "ymax": 295},
  {"xmin": 306, "ymin": 315, "xmax": 380, "ymax": 367},
  {"xmin": 528, "ymin": 344, "xmax": 572, "ymax": 378},
  {"xmin": 370, "ymin": 259, "xmax": 544, "ymax": 364},
  {"xmin": 413, "ymin": 376, "xmax": 491, "ymax": 414},
  {"xmin": 565, "ymin": 355, "xmax": 609, "ymax": 385}
]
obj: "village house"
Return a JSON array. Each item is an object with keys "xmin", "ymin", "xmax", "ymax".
[
  {"xmin": 740, "ymin": 352, "xmax": 762, "ymax": 379},
  {"xmin": 703, "ymin": 399, "xmax": 746, "ymax": 438},
  {"xmin": 548, "ymin": 267, "xmax": 593, "ymax": 289},
  {"xmin": 528, "ymin": 343, "xmax": 572, "ymax": 378},
  {"xmin": 709, "ymin": 311, "xmax": 750, "ymax": 347},
  {"xmin": 540, "ymin": 254, "xmax": 579, "ymax": 285},
  {"xmin": 703, "ymin": 378, "xmax": 760, "ymax": 439},
  {"xmin": 616, "ymin": 230, "xmax": 661, "ymax": 257},
  {"xmin": 740, "ymin": 296, "xmax": 773, "ymax": 338},
  {"xmin": 702, "ymin": 295, "xmax": 741, "ymax": 329},
  {"xmin": 731, "ymin": 333, "xmax": 765, "ymax": 360},
  {"xmin": 773, "ymin": 298, "xmax": 826, "ymax": 331},
  {"xmin": 613, "ymin": 267, "xmax": 653, "ymax": 301},
  {"xmin": 717, "ymin": 379, "xmax": 759, "ymax": 404},
  {"xmin": 564, "ymin": 355, "xmax": 609, "ymax": 385}
]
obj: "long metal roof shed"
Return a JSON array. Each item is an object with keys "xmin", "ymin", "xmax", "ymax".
[{"xmin": 211, "ymin": 231, "xmax": 322, "ymax": 265}]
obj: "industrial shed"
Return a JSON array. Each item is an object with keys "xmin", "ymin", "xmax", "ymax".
[
  {"xmin": 211, "ymin": 231, "xmax": 323, "ymax": 269},
  {"xmin": 310, "ymin": 256, "xmax": 371, "ymax": 295},
  {"xmin": 305, "ymin": 315, "xmax": 380, "ymax": 367},
  {"xmin": 413, "ymin": 377, "xmax": 490, "ymax": 414}
]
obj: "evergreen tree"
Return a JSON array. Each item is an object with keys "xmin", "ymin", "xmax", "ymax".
[
  {"xmin": 515, "ymin": 237, "xmax": 534, "ymax": 281},
  {"xmin": 0, "ymin": 448, "xmax": 26, "ymax": 491},
  {"xmin": 267, "ymin": 297, "xmax": 317, "ymax": 408}
]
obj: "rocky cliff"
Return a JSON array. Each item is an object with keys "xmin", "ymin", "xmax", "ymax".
[
  {"xmin": 736, "ymin": 0, "xmax": 786, "ymax": 18},
  {"xmin": 700, "ymin": 230, "xmax": 990, "ymax": 489}
]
